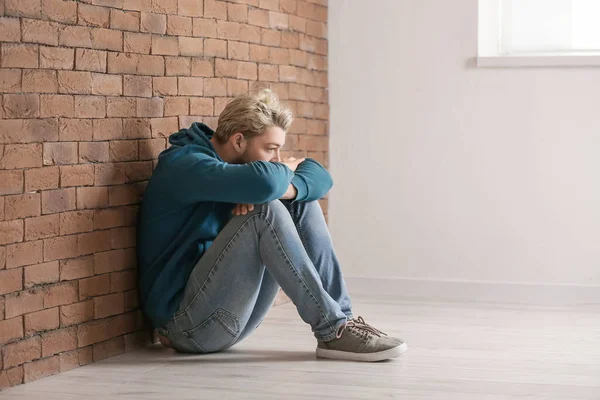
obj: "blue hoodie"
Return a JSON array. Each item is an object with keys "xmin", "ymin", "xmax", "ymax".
[{"xmin": 137, "ymin": 122, "xmax": 333, "ymax": 328}]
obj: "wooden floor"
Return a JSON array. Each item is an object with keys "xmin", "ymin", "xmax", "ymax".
[{"xmin": 2, "ymin": 294, "xmax": 600, "ymax": 399}]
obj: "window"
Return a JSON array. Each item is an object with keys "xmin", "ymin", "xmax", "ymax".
[{"xmin": 478, "ymin": 0, "xmax": 600, "ymax": 66}]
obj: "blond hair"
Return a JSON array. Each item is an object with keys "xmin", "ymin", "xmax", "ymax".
[{"xmin": 214, "ymin": 89, "xmax": 293, "ymax": 143}]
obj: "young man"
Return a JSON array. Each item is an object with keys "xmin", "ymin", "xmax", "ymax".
[{"xmin": 137, "ymin": 89, "xmax": 407, "ymax": 362}]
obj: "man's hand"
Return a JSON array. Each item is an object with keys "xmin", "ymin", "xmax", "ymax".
[
  {"xmin": 281, "ymin": 157, "xmax": 305, "ymax": 172},
  {"xmin": 232, "ymin": 203, "xmax": 254, "ymax": 216}
]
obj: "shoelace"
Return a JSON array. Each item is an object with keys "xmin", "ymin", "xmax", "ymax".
[{"xmin": 335, "ymin": 316, "xmax": 388, "ymax": 339}]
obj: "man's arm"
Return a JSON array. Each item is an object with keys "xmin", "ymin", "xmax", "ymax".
[
  {"xmin": 288, "ymin": 158, "xmax": 333, "ymax": 202},
  {"xmin": 165, "ymin": 153, "xmax": 294, "ymax": 205}
]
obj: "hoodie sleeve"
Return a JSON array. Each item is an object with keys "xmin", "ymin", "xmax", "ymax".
[
  {"xmin": 290, "ymin": 158, "xmax": 333, "ymax": 202},
  {"xmin": 167, "ymin": 152, "xmax": 295, "ymax": 205}
]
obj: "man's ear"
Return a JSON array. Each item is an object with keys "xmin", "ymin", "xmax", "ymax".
[{"xmin": 231, "ymin": 132, "xmax": 246, "ymax": 154}]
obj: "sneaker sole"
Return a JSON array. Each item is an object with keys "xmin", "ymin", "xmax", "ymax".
[{"xmin": 316, "ymin": 342, "xmax": 407, "ymax": 362}]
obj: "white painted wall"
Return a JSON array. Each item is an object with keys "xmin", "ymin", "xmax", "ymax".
[{"xmin": 328, "ymin": 0, "xmax": 600, "ymax": 298}]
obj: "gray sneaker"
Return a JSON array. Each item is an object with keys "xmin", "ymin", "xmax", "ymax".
[{"xmin": 316, "ymin": 316, "xmax": 407, "ymax": 362}]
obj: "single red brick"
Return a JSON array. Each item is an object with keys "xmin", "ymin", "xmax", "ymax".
[
  {"xmin": 163, "ymin": 97, "xmax": 188, "ymax": 116},
  {"xmin": 189, "ymin": 98, "xmax": 213, "ymax": 116},
  {"xmin": 41, "ymin": 187, "xmax": 76, "ymax": 214},
  {"xmin": 94, "ymin": 292, "xmax": 124, "ymax": 318},
  {"xmin": 77, "ymin": 230, "xmax": 112, "ymax": 255},
  {"xmin": 228, "ymin": 41, "xmax": 249, "ymax": 61},
  {"xmin": 76, "ymin": 187, "xmax": 109, "ymax": 210},
  {"xmin": 59, "ymin": 118, "xmax": 93, "ymax": 141},
  {"xmin": 78, "ymin": 4, "xmax": 110, "ymax": 28},
  {"xmin": 5, "ymin": 289, "xmax": 44, "ymax": 319},
  {"xmin": 137, "ymin": 97, "xmax": 164, "ymax": 117},
  {"xmin": 74, "ymin": 95, "xmax": 106, "ymax": 118},
  {"xmin": 79, "ymin": 274, "xmax": 111, "ymax": 300},
  {"xmin": 58, "ymin": 25, "xmax": 92, "ymax": 48},
  {"xmin": 123, "ymin": 75, "xmax": 152, "ymax": 97},
  {"xmin": 93, "ymin": 336, "xmax": 125, "ymax": 361},
  {"xmin": 110, "ymin": 9, "xmax": 140, "ymax": 31},
  {"xmin": 93, "ymin": 208, "xmax": 126, "ymax": 230},
  {"xmin": 140, "ymin": 12, "xmax": 166, "ymax": 34},
  {"xmin": 0, "ymin": 268, "xmax": 23, "ymax": 295},
  {"xmin": 152, "ymin": 77, "xmax": 177, "ymax": 96},
  {"xmin": 60, "ymin": 164, "xmax": 95, "ymax": 187},
  {"xmin": 124, "ymin": 32, "xmax": 151, "ymax": 53},
  {"xmin": 59, "ymin": 210, "xmax": 94, "ymax": 236},
  {"xmin": 6, "ymin": 240, "xmax": 43, "ymax": 269},
  {"xmin": 215, "ymin": 58, "xmax": 237, "ymax": 77},
  {"xmin": 43, "ymin": 142, "xmax": 78, "ymax": 165},
  {"xmin": 24, "ymin": 307, "xmax": 60, "ymax": 335},
  {"xmin": 79, "ymin": 141, "xmax": 110, "ymax": 163},
  {"xmin": 4, "ymin": 193, "xmax": 41, "ymax": 220},
  {"xmin": 58, "ymin": 70, "xmax": 92, "ymax": 94},
  {"xmin": 40, "ymin": 94, "xmax": 75, "ymax": 118},
  {"xmin": 165, "ymin": 56, "xmax": 191, "ymax": 76},
  {"xmin": 41, "ymin": 326, "xmax": 77, "ymax": 357},
  {"xmin": 58, "ymin": 349, "xmax": 79, "ymax": 372},
  {"xmin": 122, "ymin": 118, "xmax": 151, "ymax": 139},
  {"xmin": 22, "ymin": 18, "xmax": 59, "ymax": 46},
  {"xmin": 178, "ymin": 0, "xmax": 202, "ymax": 16},
  {"xmin": 39, "ymin": 45, "xmax": 74, "ymax": 70},
  {"xmin": 227, "ymin": 79, "xmax": 248, "ymax": 97},
  {"xmin": 109, "ymin": 140, "xmax": 138, "ymax": 162},
  {"xmin": 90, "ymin": 28, "xmax": 123, "ymax": 52},
  {"xmin": 203, "ymin": 77, "xmax": 226, "ymax": 96},
  {"xmin": 60, "ymin": 299, "xmax": 93, "ymax": 326},
  {"xmin": 0, "ymin": 143, "xmax": 42, "ymax": 169},
  {"xmin": 205, "ymin": 0, "xmax": 227, "ymax": 19},
  {"xmin": 0, "ymin": 317, "xmax": 24, "ymax": 344},
  {"xmin": 167, "ymin": 15, "xmax": 192, "ymax": 36},
  {"xmin": 2, "ymin": 94, "xmax": 40, "ymax": 118},
  {"xmin": 259, "ymin": 0, "xmax": 278, "ymax": 11},
  {"xmin": 179, "ymin": 36, "xmax": 203, "ymax": 56},
  {"xmin": 2, "ymin": 336, "xmax": 41, "ymax": 369},
  {"xmin": 204, "ymin": 38, "xmax": 227, "ymax": 57},
  {"xmin": 0, "ymin": 68, "xmax": 21, "ymax": 92},
  {"xmin": 23, "ymin": 192, "xmax": 61, "ymax": 224},
  {"xmin": 76, "ymin": 48, "xmax": 107, "ymax": 73},
  {"xmin": 42, "ymin": 0, "xmax": 78, "ymax": 24},
  {"xmin": 110, "ymin": 269, "xmax": 136, "ymax": 293},
  {"xmin": 24, "ymin": 167, "xmax": 59, "ymax": 192},
  {"xmin": 0, "ymin": 170, "xmax": 24, "ymax": 196},
  {"xmin": 107, "ymin": 52, "xmax": 139, "ymax": 74},
  {"xmin": 44, "ymin": 281, "xmax": 78, "ymax": 308},
  {"xmin": 24, "ymin": 261, "xmax": 59, "ymax": 288},
  {"xmin": 151, "ymin": 35, "xmax": 178, "ymax": 56},
  {"xmin": 228, "ymin": 3, "xmax": 248, "ymax": 22},
  {"xmin": 1, "ymin": 43, "xmax": 39, "ymax": 68},
  {"xmin": 192, "ymin": 18, "xmax": 217, "ymax": 38},
  {"xmin": 107, "ymin": 96, "xmax": 136, "ymax": 117},
  {"xmin": 191, "ymin": 58, "xmax": 214, "ymax": 77},
  {"xmin": 152, "ymin": 0, "xmax": 177, "ymax": 14},
  {"xmin": 92, "ymin": 118, "xmax": 123, "ymax": 141},
  {"xmin": 0, "ymin": 17, "xmax": 22, "ymax": 42},
  {"xmin": 43, "ymin": 234, "xmax": 78, "ymax": 262},
  {"xmin": 59, "ymin": 255, "xmax": 94, "ymax": 281},
  {"xmin": 250, "ymin": 44, "xmax": 270, "ymax": 63},
  {"xmin": 137, "ymin": 54, "xmax": 164, "ymax": 76},
  {"xmin": 23, "ymin": 355, "xmax": 60, "ymax": 383},
  {"xmin": 22, "ymin": 69, "xmax": 58, "ymax": 93},
  {"xmin": 78, "ymin": 346, "xmax": 93, "ymax": 365}
]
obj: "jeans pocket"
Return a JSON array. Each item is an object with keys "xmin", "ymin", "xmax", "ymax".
[{"xmin": 183, "ymin": 308, "xmax": 240, "ymax": 353}]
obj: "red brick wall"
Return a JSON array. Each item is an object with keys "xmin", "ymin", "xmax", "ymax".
[{"xmin": 0, "ymin": 0, "xmax": 328, "ymax": 389}]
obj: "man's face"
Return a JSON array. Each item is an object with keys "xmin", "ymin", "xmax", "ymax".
[{"xmin": 240, "ymin": 126, "xmax": 286, "ymax": 163}]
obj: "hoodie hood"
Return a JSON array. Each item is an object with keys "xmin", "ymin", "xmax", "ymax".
[{"xmin": 161, "ymin": 122, "xmax": 222, "ymax": 161}]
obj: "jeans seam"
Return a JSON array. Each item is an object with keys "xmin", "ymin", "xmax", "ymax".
[{"xmin": 260, "ymin": 210, "xmax": 337, "ymax": 337}]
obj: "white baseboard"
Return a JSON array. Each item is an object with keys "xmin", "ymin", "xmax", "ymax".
[{"xmin": 344, "ymin": 276, "xmax": 600, "ymax": 307}]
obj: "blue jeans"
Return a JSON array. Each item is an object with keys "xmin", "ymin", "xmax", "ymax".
[{"xmin": 157, "ymin": 200, "xmax": 353, "ymax": 353}]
